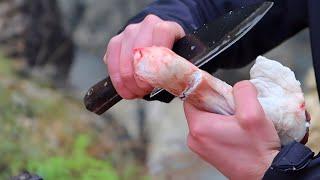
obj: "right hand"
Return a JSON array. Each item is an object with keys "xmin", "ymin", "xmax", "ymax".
[{"xmin": 104, "ymin": 14, "xmax": 185, "ymax": 99}]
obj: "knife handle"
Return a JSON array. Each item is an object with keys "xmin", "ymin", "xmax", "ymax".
[
  {"xmin": 84, "ymin": 35, "xmax": 203, "ymax": 115},
  {"xmin": 84, "ymin": 76, "xmax": 122, "ymax": 115}
]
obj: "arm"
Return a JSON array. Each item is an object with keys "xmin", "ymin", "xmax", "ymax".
[{"xmin": 126, "ymin": 0, "xmax": 308, "ymax": 70}]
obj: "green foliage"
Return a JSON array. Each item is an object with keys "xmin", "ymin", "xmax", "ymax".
[
  {"xmin": 0, "ymin": 53, "xmax": 148, "ymax": 179},
  {"xmin": 27, "ymin": 135, "xmax": 119, "ymax": 180},
  {"xmin": 0, "ymin": 52, "xmax": 13, "ymax": 76}
]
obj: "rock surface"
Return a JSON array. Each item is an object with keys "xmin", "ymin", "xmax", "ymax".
[
  {"xmin": 58, "ymin": 0, "xmax": 152, "ymax": 54},
  {"xmin": 0, "ymin": 0, "xmax": 74, "ymax": 86}
]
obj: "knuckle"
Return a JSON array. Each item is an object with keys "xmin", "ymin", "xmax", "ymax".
[
  {"xmin": 238, "ymin": 110, "xmax": 262, "ymax": 126},
  {"xmin": 155, "ymin": 22, "xmax": 172, "ymax": 32},
  {"xmin": 144, "ymin": 14, "xmax": 160, "ymax": 23},
  {"xmin": 238, "ymin": 112, "xmax": 254, "ymax": 122},
  {"xmin": 189, "ymin": 123, "xmax": 205, "ymax": 139},
  {"xmin": 109, "ymin": 35, "xmax": 122, "ymax": 45},
  {"xmin": 123, "ymin": 24, "xmax": 138, "ymax": 36}
]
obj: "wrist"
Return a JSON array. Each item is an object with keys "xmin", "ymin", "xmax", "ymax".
[
  {"xmin": 229, "ymin": 150, "xmax": 280, "ymax": 180},
  {"xmin": 256, "ymin": 150, "xmax": 280, "ymax": 179}
]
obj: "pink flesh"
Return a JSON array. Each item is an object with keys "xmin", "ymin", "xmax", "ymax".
[
  {"xmin": 134, "ymin": 47, "xmax": 199, "ymax": 96},
  {"xmin": 134, "ymin": 46, "xmax": 235, "ymax": 115}
]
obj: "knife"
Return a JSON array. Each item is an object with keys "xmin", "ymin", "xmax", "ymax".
[{"xmin": 84, "ymin": 2, "xmax": 273, "ymax": 115}]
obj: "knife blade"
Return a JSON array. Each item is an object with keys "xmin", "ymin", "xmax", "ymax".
[
  {"xmin": 150, "ymin": 1, "xmax": 273, "ymax": 98},
  {"xmin": 84, "ymin": 2, "xmax": 273, "ymax": 115}
]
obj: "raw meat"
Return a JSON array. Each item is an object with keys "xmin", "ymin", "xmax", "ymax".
[{"xmin": 133, "ymin": 46, "xmax": 308, "ymax": 145}]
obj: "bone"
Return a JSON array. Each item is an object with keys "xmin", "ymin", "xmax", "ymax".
[{"xmin": 133, "ymin": 46, "xmax": 308, "ymax": 145}]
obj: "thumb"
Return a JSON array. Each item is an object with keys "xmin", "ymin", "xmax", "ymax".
[{"xmin": 233, "ymin": 80, "xmax": 265, "ymax": 127}]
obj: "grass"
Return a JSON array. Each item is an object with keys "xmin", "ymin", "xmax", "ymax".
[{"xmin": 0, "ymin": 52, "xmax": 13, "ymax": 76}]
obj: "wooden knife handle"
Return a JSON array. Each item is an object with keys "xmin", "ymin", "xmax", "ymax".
[{"xmin": 84, "ymin": 76, "xmax": 122, "ymax": 115}]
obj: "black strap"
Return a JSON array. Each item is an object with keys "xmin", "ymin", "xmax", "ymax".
[{"xmin": 308, "ymin": 0, "xmax": 320, "ymax": 100}]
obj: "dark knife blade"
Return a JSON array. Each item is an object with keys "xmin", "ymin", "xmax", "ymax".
[{"xmin": 84, "ymin": 2, "xmax": 273, "ymax": 115}]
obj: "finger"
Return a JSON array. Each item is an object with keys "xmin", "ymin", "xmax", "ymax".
[
  {"xmin": 233, "ymin": 80, "xmax": 265, "ymax": 127},
  {"xmin": 132, "ymin": 15, "xmax": 163, "ymax": 91},
  {"xmin": 104, "ymin": 35, "xmax": 136, "ymax": 99},
  {"xmin": 187, "ymin": 133, "xmax": 201, "ymax": 153},
  {"xmin": 183, "ymin": 101, "xmax": 226, "ymax": 138},
  {"xmin": 119, "ymin": 24, "xmax": 147, "ymax": 97},
  {"xmin": 152, "ymin": 21, "xmax": 185, "ymax": 48}
]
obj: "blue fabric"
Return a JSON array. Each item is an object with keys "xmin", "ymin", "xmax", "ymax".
[
  {"xmin": 126, "ymin": 0, "xmax": 308, "ymax": 70},
  {"xmin": 263, "ymin": 141, "xmax": 320, "ymax": 180},
  {"xmin": 124, "ymin": 0, "xmax": 320, "ymax": 178},
  {"xmin": 309, "ymin": 0, "xmax": 320, "ymax": 102},
  {"xmin": 129, "ymin": 0, "xmax": 309, "ymax": 103}
]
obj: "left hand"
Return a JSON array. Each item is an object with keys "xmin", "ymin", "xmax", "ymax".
[{"xmin": 184, "ymin": 80, "xmax": 281, "ymax": 179}]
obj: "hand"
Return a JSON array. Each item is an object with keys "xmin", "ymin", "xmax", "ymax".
[
  {"xmin": 184, "ymin": 81, "xmax": 281, "ymax": 179},
  {"xmin": 104, "ymin": 14, "xmax": 185, "ymax": 99}
]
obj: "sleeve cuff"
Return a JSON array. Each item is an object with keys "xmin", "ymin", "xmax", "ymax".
[{"xmin": 263, "ymin": 141, "xmax": 314, "ymax": 179}]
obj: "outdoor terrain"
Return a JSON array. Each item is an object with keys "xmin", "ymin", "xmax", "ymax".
[
  {"xmin": 0, "ymin": 53, "xmax": 148, "ymax": 179},
  {"xmin": 0, "ymin": 1, "xmax": 320, "ymax": 179}
]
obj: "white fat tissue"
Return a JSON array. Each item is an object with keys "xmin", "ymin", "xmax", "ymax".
[{"xmin": 250, "ymin": 56, "xmax": 307, "ymax": 145}]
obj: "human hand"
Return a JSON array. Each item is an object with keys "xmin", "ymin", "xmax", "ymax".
[
  {"xmin": 104, "ymin": 14, "xmax": 185, "ymax": 99},
  {"xmin": 184, "ymin": 80, "xmax": 281, "ymax": 179}
]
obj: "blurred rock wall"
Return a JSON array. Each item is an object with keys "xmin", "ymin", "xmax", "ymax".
[
  {"xmin": 0, "ymin": 0, "xmax": 74, "ymax": 86},
  {"xmin": 58, "ymin": 0, "xmax": 152, "ymax": 55}
]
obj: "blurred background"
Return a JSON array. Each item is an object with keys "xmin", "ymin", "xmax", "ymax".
[{"xmin": 0, "ymin": 0, "xmax": 319, "ymax": 179}]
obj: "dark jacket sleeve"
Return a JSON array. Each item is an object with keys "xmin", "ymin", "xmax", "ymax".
[
  {"xmin": 263, "ymin": 141, "xmax": 320, "ymax": 180},
  {"xmin": 125, "ymin": 0, "xmax": 308, "ymax": 70}
]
